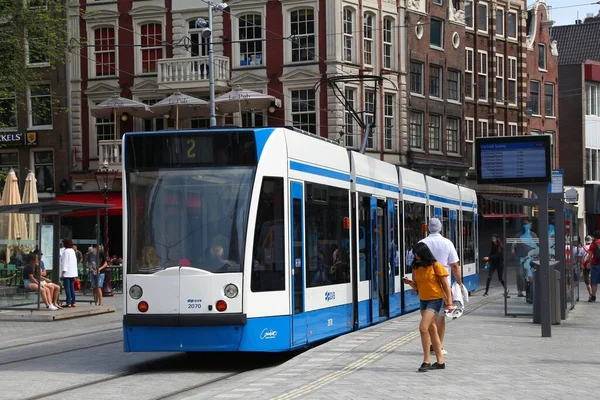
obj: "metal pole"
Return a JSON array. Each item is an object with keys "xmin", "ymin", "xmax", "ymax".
[
  {"xmin": 532, "ymin": 185, "xmax": 551, "ymax": 337},
  {"xmin": 208, "ymin": 5, "xmax": 217, "ymax": 127}
]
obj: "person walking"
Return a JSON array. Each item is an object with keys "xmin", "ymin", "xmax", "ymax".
[
  {"xmin": 587, "ymin": 231, "xmax": 600, "ymax": 302},
  {"xmin": 402, "ymin": 242, "xmax": 454, "ymax": 372},
  {"xmin": 581, "ymin": 235, "xmax": 594, "ymax": 302},
  {"xmin": 60, "ymin": 238, "xmax": 78, "ymax": 308},
  {"xmin": 483, "ymin": 234, "xmax": 508, "ymax": 297},
  {"xmin": 419, "ymin": 217, "xmax": 462, "ymax": 354}
]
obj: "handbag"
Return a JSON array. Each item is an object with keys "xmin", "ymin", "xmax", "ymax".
[
  {"xmin": 483, "ymin": 262, "xmax": 490, "ymax": 270},
  {"xmin": 74, "ymin": 278, "xmax": 81, "ymax": 291}
]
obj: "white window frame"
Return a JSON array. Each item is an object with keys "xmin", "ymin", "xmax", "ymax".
[
  {"xmin": 508, "ymin": 56, "xmax": 517, "ymax": 105},
  {"xmin": 30, "ymin": 149, "xmax": 55, "ymax": 196},
  {"xmin": 384, "ymin": 93, "xmax": 394, "ymax": 150},
  {"xmin": 430, "ymin": 18, "xmax": 444, "ymax": 50},
  {"xmin": 478, "ymin": 119, "xmax": 489, "ymax": 138},
  {"xmin": 465, "ymin": 117, "xmax": 475, "ymax": 142},
  {"xmin": 0, "ymin": 92, "xmax": 17, "ymax": 131},
  {"xmin": 508, "ymin": 122, "xmax": 518, "ymax": 137},
  {"xmin": 496, "ymin": 121, "xmax": 505, "ymax": 137},
  {"xmin": 286, "ymin": 7, "xmax": 317, "ymax": 64},
  {"xmin": 25, "ymin": 28, "xmax": 50, "ymax": 67},
  {"xmin": 137, "ymin": 98, "xmax": 166, "ymax": 132},
  {"xmin": 465, "ymin": 48, "xmax": 474, "ymax": 100},
  {"xmin": 28, "ymin": 83, "xmax": 52, "ymax": 130},
  {"xmin": 288, "ymin": 87, "xmax": 318, "ymax": 134},
  {"xmin": 507, "ymin": 10, "xmax": 518, "ymax": 40},
  {"xmin": 383, "ymin": 17, "xmax": 394, "ymax": 70},
  {"xmin": 364, "ymin": 89, "xmax": 375, "ymax": 149},
  {"xmin": 465, "ymin": 0, "xmax": 474, "ymax": 30},
  {"xmin": 133, "ymin": 16, "xmax": 166, "ymax": 75},
  {"xmin": 538, "ymin": 43, "xmax": 547, "ymax": 71},
  {"xmin": 496, "ymin": 7, "xmax": 504, "ymax": 37},
  {"xmin": 90, "ymin": 98, "xmax": 115, "ymax": 157},
  {"xmin": 343, "ymin": 7, "xmax": 355, "ymax": 63},
  {"xmin": 530, "ymin": 80, "xmax": 541, "ymax": 116},
  {"xmin": 496, "ymin": 54, "xmax": 504, "ymax": 104},
  {"xmin": 344, "ymin": 86, "xmax": 358, "ymax": 148},
  {"xmin": 478, "ymin": 50, "xmax": 488, "ymax": 102},
  {"xmin": 91, "ymin": 26, "xmax": 118, "ymax": 78},
  {"xmin": 236, "ymin": 13, "xmax": 264, "ymax": 67},
  {"xmin": 363, "ymin": 12, "xmax": 375, "ymax": 67},
  {"xmin": 477, "ymin": 2, "xmax": 489, "ymax": 34},
  {"xmin": 0, "ymin": 151, "xmax": 19, "ymax": 174}
]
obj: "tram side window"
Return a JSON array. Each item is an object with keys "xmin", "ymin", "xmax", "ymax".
[
  {"xmin": 305, "ymin": 183, "xmax": 350, "ymax": 288},
  {"xmin": 404, "ymin": 201, "xmax": 426, "ymax": 274},
  {"xmin": 251, "ymin": 177, "xmax": 285, "ymax": 292},
  {"xmin": 462, "ymin": 211, "xmax": 475, "ymax": 264}
]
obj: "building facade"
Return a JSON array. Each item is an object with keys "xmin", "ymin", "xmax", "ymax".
[
  {"xmin": 0, "ymin": 12, "xmax": 70, "ymax": 202},
  {"xmin": 525, "ymin": 0, "xmax": 559, "ymax": 167},
  {"xmin": 405, "ymin": 0, "xmax": 469, "ymax": 182},
  {"xmin": 551, "ymin": 12, "xmax": 600, "ymax": 232},
  {"xmin": 463, "ymin": 0, "xmax": 528, "ymax": 214}
]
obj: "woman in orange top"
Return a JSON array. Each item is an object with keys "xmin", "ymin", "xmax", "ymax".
[{"xmin": 403, "ymin": 242, "xmax": 454, "ymax": 372}]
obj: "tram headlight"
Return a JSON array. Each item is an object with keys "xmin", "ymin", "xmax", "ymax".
[
  {"xmin": 129, "ymin": 285, "xmax": 143, "ymax": 300},
  {"xmin": 224, "ymin": 284, "xmax": 239, "ymax": 299}
]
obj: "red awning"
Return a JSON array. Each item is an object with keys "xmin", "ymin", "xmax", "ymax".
[
  {"xmin": 53, "ymin": 193, "xmax": 122, "ymax": 217},
  {"xmin": 482, "ymin": 213, "xmax": 527, "ymax": 219}
]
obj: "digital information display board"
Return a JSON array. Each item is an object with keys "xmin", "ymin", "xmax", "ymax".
[{"xmin": 475, "ymin": 135, "xmax": 551, "ymax": 185}]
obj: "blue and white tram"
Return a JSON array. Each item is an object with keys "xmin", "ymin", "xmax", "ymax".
[{"xmin": 122, "ymin": 127, "xmax": 478, "ymax": 353}]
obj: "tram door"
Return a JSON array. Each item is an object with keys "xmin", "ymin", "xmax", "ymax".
[
  {"xmin": 370, "ymin": 197, "xmax": 389, "ymax": 322},
  {"xmin": 290, "ymin": 182, "xmax": 307, "ymax": 346},
  {"xmin": 387, "ymin": 199, "xmax": 397, "ymax": 315}
]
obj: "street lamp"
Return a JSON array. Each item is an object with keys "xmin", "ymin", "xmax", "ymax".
[
  {"xmin": 93, "ymin": 159, "xmax": 118, "ymax": 296},
  {"xmin": 196, "ymin": 1, "xmax": 228, "ymax": 127}
]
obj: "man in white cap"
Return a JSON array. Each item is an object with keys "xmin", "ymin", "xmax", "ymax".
[{"xmin": 419, "ymin": 217, "xmax": 462, "ymax": 353}]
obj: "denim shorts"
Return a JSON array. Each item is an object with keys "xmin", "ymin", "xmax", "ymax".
[
  {"xmin": 420, "ymin": 298, "xmax": 444, "ymax": 314},
  {"xmin": 591, "ymin": 265, "xmax": 600, "ymax": 285},
  {"xmin": 91, "ymin": 273, "xmax": 105, "ymax": 289},
  {"xmin": 23, "ymin": 279, "xmax": 33, "ymax": 289}
]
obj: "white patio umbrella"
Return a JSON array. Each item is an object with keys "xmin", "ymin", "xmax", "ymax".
[
  {"xmin": 150, "ymin": 92, "xmax": 209, "ymax": 129},
  {"xmin": 22, "ymin": 171, "xmax": 39, "ymax": 249},
  {"xmin": 1, "ymin": 170, "xmax": 27, "ymax": 262},
  {"xmin": 91, "ymin": 95, "xmax": 155, "ymax": 139},
  {"xmin": 214, "ymin": 88, "xmax": 281, "ymax": 115}
]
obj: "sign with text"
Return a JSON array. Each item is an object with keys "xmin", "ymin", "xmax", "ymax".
[
  {"xmin": 475, "ymin": 136, "xmax": 552, "ymax": 185},
  {"xmin": 0, "ymin": 132, "xmax": 39, "ymax": 147},
  {"xmin": 549, "ymin": 170, "xmax": 564, "ymax": 194}
]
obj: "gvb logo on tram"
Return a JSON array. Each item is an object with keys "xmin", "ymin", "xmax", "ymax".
[
  {"xmin": 260, "ymin": 329, "xmax": 278, "ymax": 340},
  {"xmin": 325, "ymin": 291, "xmax": 336, "ymax": 302}
]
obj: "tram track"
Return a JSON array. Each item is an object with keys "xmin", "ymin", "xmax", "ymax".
[{"xmin": 0, "ymin": 324, "xmax": 122, "ymax": 351}]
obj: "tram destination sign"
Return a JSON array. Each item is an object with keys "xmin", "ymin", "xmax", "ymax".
[{"xmin": 475, "ymin": 135, "xmax": 551, "ymax": 185}]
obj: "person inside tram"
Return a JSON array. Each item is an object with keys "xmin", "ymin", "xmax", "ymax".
[{"xmin": 203, "ymin": 234, "xmax": 235, "ymax": 272}]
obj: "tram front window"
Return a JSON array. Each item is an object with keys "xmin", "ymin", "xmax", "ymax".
[{"xmin": 127, "ymin": 167, "xmax": 255, "ymax": 274}]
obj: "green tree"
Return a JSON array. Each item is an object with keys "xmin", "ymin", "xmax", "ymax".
[{"xmin": 0, "ymin": 0, "xmax": 68, "ymax": 129}]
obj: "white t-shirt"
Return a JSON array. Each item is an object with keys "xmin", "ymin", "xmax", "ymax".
[{"xmin": 419, "ymin": 233, "xmax": 460, "ymax": 279}]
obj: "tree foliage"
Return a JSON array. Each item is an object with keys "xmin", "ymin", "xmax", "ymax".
[{"xmin": 0, "ymin": 0, "xmax": 68, "ymax": 128}]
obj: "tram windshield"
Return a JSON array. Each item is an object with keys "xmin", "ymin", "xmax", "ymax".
[{"xmin": 127, "ymin": 167, "xmax": 255, "ymax": 274}]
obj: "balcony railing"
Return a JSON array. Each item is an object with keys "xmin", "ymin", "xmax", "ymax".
[
  {"xmin": 98, "ymin": 140, "xmax": 122, "ymax": 171},
  {"xmin": 157, "ymin": 56, "xmax": 230, "ymax": 90}
]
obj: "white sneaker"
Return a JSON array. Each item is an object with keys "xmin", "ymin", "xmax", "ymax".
[
  {"xmin": 430, "ymin": 348, "xmax": 448, "ymax": 355},
  {"xmin": 48, "ymin": 304, "xmax": 58, "ymax": 311}
]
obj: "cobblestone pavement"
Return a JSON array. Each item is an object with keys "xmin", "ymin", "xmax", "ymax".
[
  {"xmin": 0, "ymin": 294, "xmax": 123, "ymax": 350},
  {"xmin": 179, "ymin": 283, "xmax": 596, "ymax": 400}
]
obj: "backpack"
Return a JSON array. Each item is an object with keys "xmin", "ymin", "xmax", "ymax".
[{"xmin": 592, "ymin": 240, "xmax": 600, "ymax": 264}]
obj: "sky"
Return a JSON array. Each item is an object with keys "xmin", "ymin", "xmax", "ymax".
[{"xmin": 532, "ymin": 1, "xmax": 600, "ymax": 26}]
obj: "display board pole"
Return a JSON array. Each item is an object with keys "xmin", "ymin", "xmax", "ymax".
[{"xmin": 532, "ymin": 185, "xmax": 551, "ymax": 338}]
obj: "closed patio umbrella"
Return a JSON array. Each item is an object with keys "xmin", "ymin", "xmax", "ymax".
[
  {"xmin": 150, "ymin": 92, "xmax": 209, "ymax": 129},
  {"xmin": 91, "ymin": 95, "xmax": 155, "ymax": 139},
  {"xmin": 1, "ymin": 170, "xmax": 27, "ymax": 263},
  {"xmin": 22, "ymin": 171, "xmax": 39, "ymax": 250},
  {"xmin": 214, "ymin": 88, "xmax": 281, "ymax": 115}
]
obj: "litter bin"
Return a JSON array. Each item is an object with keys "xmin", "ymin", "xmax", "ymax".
[{"xmin": 533, "ymin": 265, "xmax": 561, "ymax": 325}]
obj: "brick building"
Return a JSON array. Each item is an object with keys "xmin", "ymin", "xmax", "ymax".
[
  {"xmin": 551, "ymin": 11, "xmax": 600, "ymax": 232},
  {"xmin": 0, "ymin": 14, "xmax": 70, "ymax": 201},
  {"xmin": 463, "ymin": 0, "xmax": 528, "ymax": 214},
  {"xmin": 405, "ymin": 0, "xmax": 468, "ymax": 182}
]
